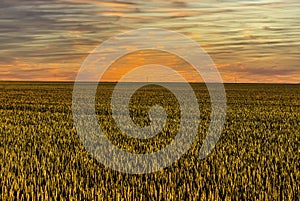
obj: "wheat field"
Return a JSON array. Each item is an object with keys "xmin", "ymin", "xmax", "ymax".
[{"xmin": 0, "ymin": 82, "xmax": 299, "ymax": 200}]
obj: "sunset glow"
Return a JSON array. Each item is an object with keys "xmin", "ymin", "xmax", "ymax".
[{"xmin": 0, "ymin": 0, "xmax": 299, "ymax": 83}]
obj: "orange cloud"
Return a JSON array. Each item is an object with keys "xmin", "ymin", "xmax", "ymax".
[
  {"xmin": 0, "ymin": 58, "xmax": 78, "ymax": 81},
  {"xmin": 100, "ymin": 49, "xmax": 202, "ymax": 82},
  {"xmin": 64, "ymin": 0, "xmax": 135, "ymax": 7}
]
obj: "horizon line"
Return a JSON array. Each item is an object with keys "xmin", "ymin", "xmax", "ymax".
[{"xmin": 0, "ymin": 80, "xmax": 299, "ymax": 85}]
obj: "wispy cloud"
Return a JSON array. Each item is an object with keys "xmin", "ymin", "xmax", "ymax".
[{"xmin": 0, "ymin": 0, "xmax": 299, "ymax": 83}]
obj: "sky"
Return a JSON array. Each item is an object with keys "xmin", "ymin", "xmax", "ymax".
[{"xmin": 0, "ymin": 0, "xmax": 299, "ymax": 83}]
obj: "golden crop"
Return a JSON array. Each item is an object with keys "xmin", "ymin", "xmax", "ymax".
[{"xmin": 0, "ymin": 82, "xmax": 299, "ymax": 200}]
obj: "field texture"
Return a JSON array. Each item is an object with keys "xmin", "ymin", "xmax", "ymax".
[{"xmin": 0, "ymin": 82, "xmax": 299, "ymax": 200}]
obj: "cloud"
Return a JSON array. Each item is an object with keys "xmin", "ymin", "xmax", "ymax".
[
  {"xmin": 0, "ymin": 58, "xmax": 77, "ymax": 81},
  {"xmin": 0, "ymin": 0, "xmax": 299, "ymax": 83}
]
